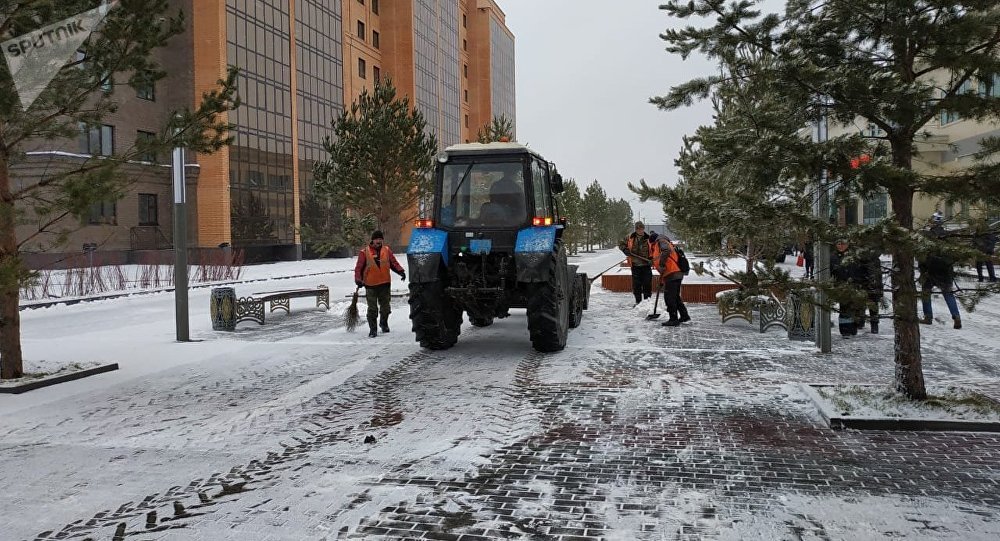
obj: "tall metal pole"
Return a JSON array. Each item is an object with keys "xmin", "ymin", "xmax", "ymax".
[
  {"xmin": 813, "ymin": 103, "xmax": 832, "ymax": 353},
  {"xmin": 172, "ymin": 144, "xmax": 190, "ymax": 342}
]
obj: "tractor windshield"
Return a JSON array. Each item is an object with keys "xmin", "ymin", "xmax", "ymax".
[{"xmin": 439, "ymin": 160, "xmax": 527, "ymax": 228}]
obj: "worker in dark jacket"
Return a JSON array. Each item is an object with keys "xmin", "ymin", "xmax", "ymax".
[
  {"xmin": 919, "ymin": 243, "xmax": 961, "ymax": 329},
  {"xmin": 973, "ymin": 222, "xmax": 997, "ymax": 283},
  {"xmin": 830, "ymin": 239, "xmax": 865, "ymax": 337},
  {"xmin": 354, "ymin": 230, "xmax": 406, "ymax": 337},
  {"xmin": 857, "ymin": 249, "xmax": 884, "ymax": 333},
  {"xmin": 618, "ymin": 221, "xmax": 653, "ymax": 306}
]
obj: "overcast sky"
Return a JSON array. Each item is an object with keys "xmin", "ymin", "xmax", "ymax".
[{"xmin": 499, "ymin": 0, "xmax": 720, "ymax": 226}]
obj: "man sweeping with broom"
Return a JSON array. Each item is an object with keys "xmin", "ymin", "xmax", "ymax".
[{"xmin": 352, "ymin": 230, "xmax": 406, "ymax": 337}]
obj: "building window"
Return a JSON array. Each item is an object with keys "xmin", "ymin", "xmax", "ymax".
[
  {"xmin": 79, "ymin": 123, "xmax": 114, "ymax": 156},
  {"xmin": 465, "ymin": 114, "xmax": 469, "ymax": 128},
  {"xmin": 358, "ymin": 58, "xmax": 367, "ymax": 79},
  {"xmin": 135, "ymin": 72, "xmax": 155, "ymax": 101},
  {"xmin": 464, "ymin": 89, "xmax": 468, "ymax": 102},
  {"xmin": 357, "ymin": 20, "xmax": 365, "ymax": 40},
  {"xmin": 372, "ymin": 30, "xmax": 379, "ymax": 49},
  {"xmin": 463, "ymin": 64, "xmax": 468, "ymax": 78},
  {"xmin": 99, "ymin": 70, "xmax": 113, "ymax": 93},
  {"xmin": 862, "ymin": 193, "xmax": 888, "ymax": 225},
  {"xmin": 138, "ymin": 194, "xmax": 158, "ymax": 226},
  {"xmin": 373, "ymin": 66, "xmax": 380, "ymax": 82},
  {"xmin": 136, "ymin": 130, "xmax": 157, "ymax": 163},
  {"xmin": 268, "ymin": 174, "xmax": 291, "ymax": 190},
  {"xmin": 88, "ymin": 200, "xmax": 117, "ymax": 225},
  {"xmin": 246, "ymin": 170, "xmax": 264, "ymax": 188},
  {"xmin": 941, "ymin": 83, "xmax": 972, "ymax": 125},
  {"xmin": 463, "ymin": 14, "xmax": 467, "ymax": 28},
  {"xmin": 372, "ymin": 0, "xmax": 379, "ymax": 15},
  {"xmin": 358, "ymin": 0, "xmax": 363, "ymax": 4},
  {"xmin": 463, "ymin": 39, "xmax": 467, "ymax": 51}
]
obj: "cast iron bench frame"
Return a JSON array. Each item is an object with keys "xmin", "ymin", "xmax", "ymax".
[{"xmin": 236, "ymin": 286, "xmax": 330, "ymax": 325}]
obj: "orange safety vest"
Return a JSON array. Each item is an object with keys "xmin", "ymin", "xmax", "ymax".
[
  {"xmin": 362, "ymin": 246, "xmax": 393, "ymax": 286},
  {"xmin": 656, "ymin": 241, "xmax": 681, "ymax": 276},
  {"xmin": 626, "ymin": 234, "xmax": 652, "ymax": 266}
]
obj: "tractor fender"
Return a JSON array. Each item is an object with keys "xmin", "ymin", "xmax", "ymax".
[
  {"xmin": 407, "ymin": 228, "xmax": 449, "ymax": 283},
  {"xmin": 515, "ymin": 226, "xmax": 558, "ymax": 283}
]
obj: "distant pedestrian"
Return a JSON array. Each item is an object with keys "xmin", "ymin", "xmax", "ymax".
[
  {"xmin": 830, "ymin": 239, "xmax": 865, "ymax": 337},
  {"xmin": 651, "ymin": 232, "xmax": 690, "ymax": 327},
  {"xmin": 858, "ymin": 248, "xmax": 884, "ymax": 334},
  {"xmin": 972, "ymin": 222, "xmax": 997, "ymax": 283},
  {"xmin": 802, "ymin": 242, "xmax": 815, "ymax": 279},
  {"xmin": 619, "ymin": 221, "xmax": 653, "ymax": 306},
  {"xmin": 919, "ymin": 227, "xmax": 961, "ymax": 329},
  {"xmin": 354, "ymin": 230, "xmax": 406, "ymax": 337}
]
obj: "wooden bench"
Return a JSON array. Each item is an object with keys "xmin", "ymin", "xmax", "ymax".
[{"xmin": 236, "ymin": 286, "xmax": 330, "ymax": 325}]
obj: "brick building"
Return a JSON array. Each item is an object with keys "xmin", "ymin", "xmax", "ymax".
[{"xmin": 15, "ymin": 0, "xmax": 516, "ymax": 267}]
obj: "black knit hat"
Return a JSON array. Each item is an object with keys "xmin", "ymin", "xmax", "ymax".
[{"xmin": 371, "ymin": 230, "xmax": 384, "ymax": 240}]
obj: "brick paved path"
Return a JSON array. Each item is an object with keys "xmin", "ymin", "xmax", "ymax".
[{"xmin": 2, "ymin": 287, "xmax": 999, "ymax": 540}]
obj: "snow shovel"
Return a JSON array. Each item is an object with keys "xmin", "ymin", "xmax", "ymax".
[{"xmin": 646, "ymin": 281, "xmax": 662, "ymax": 320}]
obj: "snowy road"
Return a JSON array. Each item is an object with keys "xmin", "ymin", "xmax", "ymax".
[{"xmin": 2, "ymin": 250, "xmax": 999, "ymax": 540}]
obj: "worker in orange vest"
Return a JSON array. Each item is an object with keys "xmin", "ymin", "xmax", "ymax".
[
  {"xmin": 354, "ymin": 230, "xmax": 406, "ymax": 337},
  {"xmin": 651, "ymin": 231, "xmax": 690, "ymax": 327},
  {"xmin": 618, "ymin": 221, "xmax": 654, "ymax": 306}
]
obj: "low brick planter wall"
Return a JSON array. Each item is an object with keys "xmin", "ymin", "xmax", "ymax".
[{"xmin": 601, "ymin": 273, "xmax": 738, "ymax": 303}]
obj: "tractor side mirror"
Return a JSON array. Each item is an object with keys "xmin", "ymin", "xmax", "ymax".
[{"xmin": 551, "ymin": 172, "xmax": 564, "ymax": 194}]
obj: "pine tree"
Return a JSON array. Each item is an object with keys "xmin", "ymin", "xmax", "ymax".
[
  {"xmin": 476, "ymin": 115, "xmax": 514, "ymax": 143},
  {"xmin": 556, "ymin": 178, "xmax": 583, "ymax": 254},
  {"xmin": 313, "ymin": 77, "xmax": 437, "ymax": 247},
  {"xmin": 657, "ymin": 0, "xmax": 1000, "ymax": 398},
  {"xmin": 580, "ymin": 180, "xmax": 608, "ymax": 251},
  {"xmin": 633, "ymin": 48, "xmax": 817, "ymax": 277},
  {"xmin": 0, "ymin": 0, "xmax": 238, "ymax": 379}
]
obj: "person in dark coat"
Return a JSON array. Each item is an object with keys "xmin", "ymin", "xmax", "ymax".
[
  {"xmin": 830, "ymin": 239, "xmax": 865, "ymax": 337},
  {"xmin": 920, "ymin": 225, "xmax": 962, "ymax": 329},
  {"xmin": 857, "ymin": 249, "xmax": 884, "ymax": 333},
  {"xmin": 973, "ymin": 224, "xmax": 997, "ymax": 283},
  {"xmin": 802, "ymin": 243, "xmax": 815, "ymax": 280}
]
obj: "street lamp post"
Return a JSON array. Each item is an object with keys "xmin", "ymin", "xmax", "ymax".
[
  {"xmin": 172, "ymin": 142, "xmax": 190, "ymax": 342},
  {"xmin": 813, "ymin": 101, "xmax": 832, "ymax": 353}
]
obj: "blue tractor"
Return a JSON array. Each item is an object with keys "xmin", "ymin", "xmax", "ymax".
[{"xmin": 407, "ymin": 142, "xmax": 590, "ymax": 352}]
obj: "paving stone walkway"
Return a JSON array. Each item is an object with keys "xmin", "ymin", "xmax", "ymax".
[{"xmin": 1, "ymin": 285, "xmax": 998, "ymax": 540}]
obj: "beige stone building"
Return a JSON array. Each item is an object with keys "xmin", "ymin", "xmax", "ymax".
[
  {"xmin": 827, "ymin": 76, "xmax": 1000, "ymax": 228},
  {"xmin": 15, "ymin": 0, "xmax": 516, "ymax": 267}
]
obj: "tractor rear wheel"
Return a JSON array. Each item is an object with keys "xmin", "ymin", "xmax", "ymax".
[{"xmin": 409, "ymin": 281, "xmax": 461, "ymax": 349}]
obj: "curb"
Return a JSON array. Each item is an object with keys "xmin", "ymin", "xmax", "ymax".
[
  {"xmin": 0, "ymin": 363, "xmax": 120, "ymax": 395},
  {"xmin": 799, "ymin": 383, "xmax": 1000, "ymax": 433}
]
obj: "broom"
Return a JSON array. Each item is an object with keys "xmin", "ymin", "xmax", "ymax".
[{"xmin": 344, "ymin": 286, "xmax": 361, "ymax": 331}]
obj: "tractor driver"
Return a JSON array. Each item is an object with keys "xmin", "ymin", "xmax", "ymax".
[{"xmin": 479, "ymin": 169, "xmax": 525, "ymax": 225}]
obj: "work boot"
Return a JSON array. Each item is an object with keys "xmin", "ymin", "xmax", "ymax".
[
  {"xmin": 662, "ymin": 319, "xmax": 680, "ymax": 327},
  {"xmin": 870, "ymin": 320, "xmax": 878, "ymax": 334},
  {"xmin": 679, "ymin": 314, "xmax": 691, "ymax": 323},
  {"xmin": 380, "ymin": 315, "xmax": 390, "ymax": 333},
  {"xmin": 953, "ymin": 316, "xmax": 962, "ymax": 330},
  {"xmin": 368, "ymin": 317, "xmax": 378, "ymax": 338},
  {"xmin": 920, "ymin": 315, "xmax": 932, "ymax": 325}
]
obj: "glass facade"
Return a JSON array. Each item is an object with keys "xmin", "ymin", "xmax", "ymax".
[
  {"xmin": 295, "ymin": 0, "xmax": 344, "ymax": 194},
  {"xmin": 226, "ymin": 0, "xmax": 296, "ymax": 247},
  {"xmin": 490, "ymin": 17, "xmax": 515, "ymax": 130},
  {"xmin": 413, "ymin": 0, "xmax": 461, "ymax": 149}
]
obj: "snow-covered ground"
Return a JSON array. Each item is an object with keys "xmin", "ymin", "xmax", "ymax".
[{"xmin": 1, "ymin": 249, "xmax": 999, "ymax": 540}]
